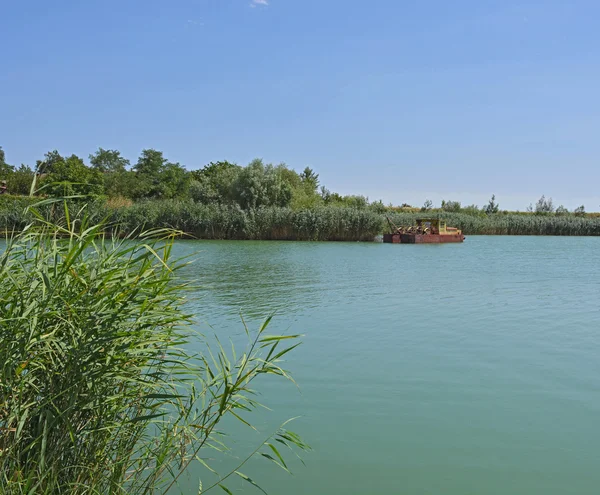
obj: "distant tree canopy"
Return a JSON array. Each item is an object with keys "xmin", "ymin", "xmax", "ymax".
[
  {"xmin": 0, "ymin": 147, "xmax": 35, "ymax": 195},
  {"xmin": 441, "ymin": 200, "xmax": 462, "ymax": 213},
  {"xmin": 131, "ymin": 149, "xmax": 189, "ymax": 200},
  {"xmin": 0, "ymin": 146, "xmax": 339, "ymax": 207},
  {"xmin": 0, "ymin": 145, "xmax": 592, "ymax": 217},
  {"xmin": 300, "ymin": 167, "xmax": 319, "ymax": 192},
  {"xmin": 36, "ymin": 150, "xmax": 64, "ymax": 175},
  {"xmin": 89, "ymin": 148, "xmax": 129, "ymax": 173},
  {"xmin": 483, "ymin": 194, "xmax": 499, "ymax": 215},
  {"xmin": 231, "ymin": 159, "xmax": 293, "ymax": 209},
  {"xmin": 42, "ymin": 154, "xmax": 104, "ymax": 198},
  {"xmin": 555, "ymin": 205, "xmax": 569, "ymax": 216},
  {"xmin": 190, "ymin": 161, "xmax": 241, "ymax": 204},
  {"xmin": 0, "ymin": 147, "xmax": 11, "ymax": 175},
  {"xmin": 535, "ymin": 195, "xmax": 555, "ymax": 215}
]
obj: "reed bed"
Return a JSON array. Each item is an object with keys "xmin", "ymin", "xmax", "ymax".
[
  {"xmin": 0, "ymin": 203, "xmax": 308, "ymax": 494},
  {"xmin": 104, "ymin": 201, "xmax": 385, "ymax": 241},
  {"xmin": 2, "ymin": 198, "xmax": 600, "ymax": 240},
  {"xmin": 388, "ymin": 212, "xmax": 600, "ymax": 236}
]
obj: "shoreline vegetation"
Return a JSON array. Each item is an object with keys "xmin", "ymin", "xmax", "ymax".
[
  {"xmin": 2, "ymin": 146, "xmax": 599, "ymax": 239},
  {"xmin": 0, "ymin": 203, "xmax": 308, "ymax": 494}
]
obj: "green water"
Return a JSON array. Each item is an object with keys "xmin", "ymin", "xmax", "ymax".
[{"xmin": 175, "ymin": 236, "xmax": 600, "ymax": 494}]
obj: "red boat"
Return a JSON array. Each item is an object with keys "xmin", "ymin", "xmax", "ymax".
[{"xmin": 383, "ymin": 217, "xmax": 465, "ymax": 244}]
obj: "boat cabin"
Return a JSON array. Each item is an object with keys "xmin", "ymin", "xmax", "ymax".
[
  {"xmin": 383, "ymin": 216, "xmax": 465, "ymax": 243},
  {"xmin": 415, "ymin": 218, "xmax": 460, "ymax": 235}
]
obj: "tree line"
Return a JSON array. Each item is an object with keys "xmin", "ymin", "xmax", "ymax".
[
  {"xmin": 418, "ymin": 194, "xmax": 587, "ymax": 217},
  {"xmin": 0, "ymin": 145, "xmax": 590, "ymax": 217},
  {"xmin": 0, "ymin": 146, "xmax": 377, "ymax": 211}
]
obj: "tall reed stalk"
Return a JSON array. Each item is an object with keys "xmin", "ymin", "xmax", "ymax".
[{"xmin": 0, "ymin": 202, "xmax": 308, "ymax": 494}]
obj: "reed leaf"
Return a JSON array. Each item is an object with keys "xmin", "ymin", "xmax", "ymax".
[{"xmin": 0, "ymin": 203, "xmax": 308, "ymax": 494}]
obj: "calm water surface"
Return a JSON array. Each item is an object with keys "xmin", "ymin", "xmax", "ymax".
[
  {"xmin": 175, "ymin": 236, "xmax": 600, "ymax": 495},
  {"xmin": 5, "ymin": 236, "xmax": 596, "ymax": 494}
]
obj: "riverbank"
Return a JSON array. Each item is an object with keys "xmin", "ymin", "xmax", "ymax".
[{"xmin": 2, "ymin": 197, "xmax": 600, "ymax": 239}]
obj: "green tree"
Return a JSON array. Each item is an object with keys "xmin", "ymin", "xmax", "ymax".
[
  {"xmin": 35, "ymin": 150, "xmax": 64, "ymax": 175},
  {"xmin": 232, "ymin": 159, "xmax": 293, "ymax": 209},
  {"xmin": 190, "ymin": 160, "xmax": 241, "ymax": 204},
  {"xmin": 0, "ymin": 148, "xmax": 36, "ymax": 196},
  {"xmin": 42, "ymin": 154, "xmax": 104, "ymax": 197},
  {"xmin": 441, "ymin": 199, "xmax": 461, "ymax": 213},
  {"xmin": 134, "ymin": 148, "xmax": 165, "ymax": 176},
  {"xmin": 300, "ymin": 166, "xmax": 319, "ymax": 193},
  {"xmin": 555, "ymin": 205, "xmax": 569, "ymax": 216},
  {"xmin": 320, "ymin": 186, "xmax": 331, "ymax": 202},
  {"xmin": 534, "ymin": 195, "xmax": 554, "ymax": 215},
  {"xmin": 340, "ymin": 195, "xmax": 369, "ymax": 209},
  {"xmin": 281, "ymin": 165, "xmax": 318, "ymax": 209},
  {"xmin": 0, "ymin": 146, "xmax": 13, "ymax": 176},
  {"xmin": 6, "ymin": 165, "xmax": 35, "ymax": 195},
  {"xmin": 132, "ymin": 149, "xmax": 190, "ymax": 199},
  {"xmin": 103, "ymin": 171, "xmax": 138, "ymax": 199},
  {"xmin": 574, "ymin": 205, "xmax": 586, "ymax": 217},
  {"xmin": 483, "ymin": 194, "xmax": 499, "ymax": 215},
  {"xmin": 421, "ymin": 199, "xmax": 433, "ymax": 211},
  {"xmin": 370, "ymin": 199, "xmax": 387, "ymax": 213},
  {"xmin": 89, "ymin": 148, "xmax": 130, "ymax": 173},
  {"xmin": 89, "ymin": 148, "xmax": 134, "ymax": 198},
  {"xmin": 323, "ymin": 191, "xmax": 343, "ymax": 204},
  {"xmin": 162, "ymin": 162, "xmax": 190, "ymax": 199}
]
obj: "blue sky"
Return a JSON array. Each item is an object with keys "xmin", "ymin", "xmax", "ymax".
[{"xmin": 2, "ymin": 0, "xmax": 599, "ymax": 210}]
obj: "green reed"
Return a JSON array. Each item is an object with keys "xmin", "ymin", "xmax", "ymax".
[
  {"xmin": 0, "ymin": 201, "xmax": 308, "ymax": 494},
  {"xmin": 387, "ymin": 212, "xmax": 600, "ymax": 236},
  {"xmin": 3, "ymin": 198, "xmax": 600, "ymax": 239},
  {"xmin": 103, "ymin": 201, "xmax": 384, "ymax": 241}
]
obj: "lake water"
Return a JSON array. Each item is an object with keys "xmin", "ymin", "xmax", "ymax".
[
  {"xmin": 174, "ymin": 236, "xmax": 600, "ymax": 495},
  {"xmin": 4, "ymin": 235, "xmax": 598, "ymax": 494}
]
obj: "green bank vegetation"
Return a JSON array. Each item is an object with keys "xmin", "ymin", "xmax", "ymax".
[
  {"xmin": 1, "ymin": 145, "xmax": 599, "ymax": 238},
  {"xmin": 0, "ymin": 202, "xmax": 308, "ymax": 494}
]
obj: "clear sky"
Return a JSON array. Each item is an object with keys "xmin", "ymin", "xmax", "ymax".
[{"xmin": 2, "ymin": 0, "xmax": 599, "ymax": 210}]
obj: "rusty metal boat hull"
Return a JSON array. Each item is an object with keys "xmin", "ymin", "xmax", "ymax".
[{"xmin": 383, "ymin": 233, "xmax": 465, "ymax": 244}]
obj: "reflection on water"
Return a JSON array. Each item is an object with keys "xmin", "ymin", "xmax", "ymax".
[{"xmin": 178, "ymin": 241, "xmax": 330, "ymax": 325}]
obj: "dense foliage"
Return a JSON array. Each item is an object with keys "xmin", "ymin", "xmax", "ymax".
[
  {"xmin": 0, "ymin": 205, "xmax": 308, "ymax": 494},
  {"xmin": 2, "ymin": 197, "xmax": 600, "ymax": 239},
  {"xmin": 1, "ymin": 145, "xmax": 597, "ymax": 238},
  {"xmin": 1, "ymin": 146, "xmax": 374, "ymax": 210}
]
